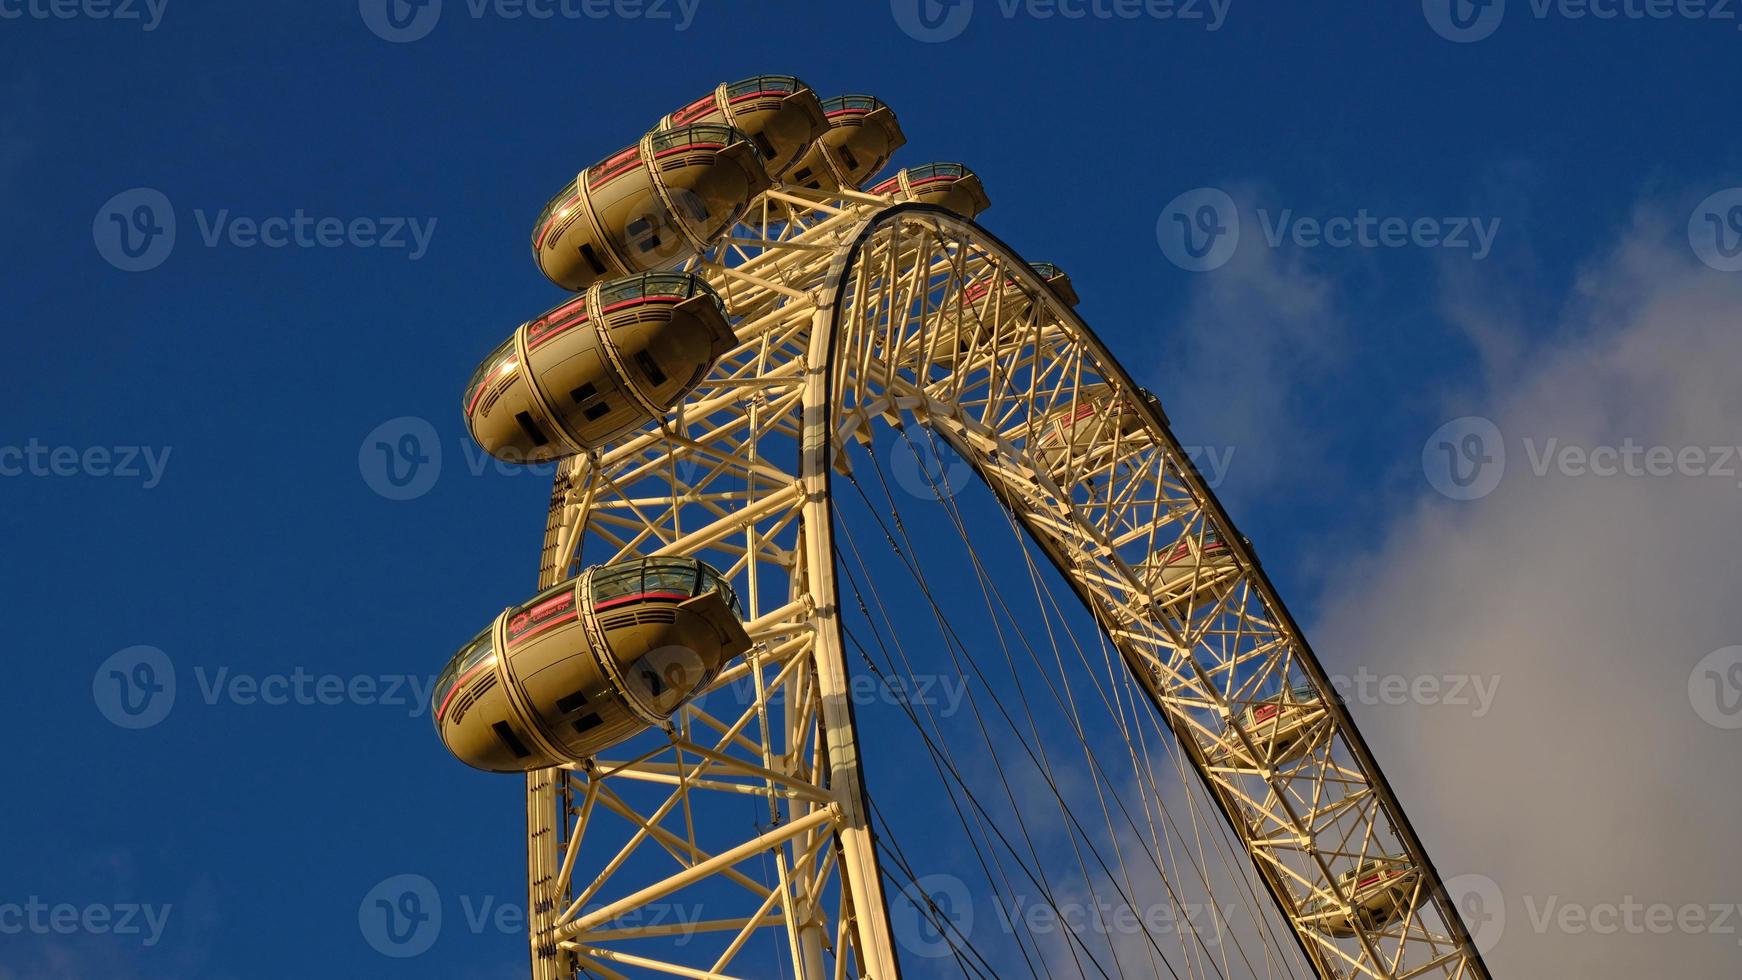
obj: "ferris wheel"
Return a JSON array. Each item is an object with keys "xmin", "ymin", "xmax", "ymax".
[{"xmin": 431, "ymin": 75, "xmax": 1495, "ymax": 980}]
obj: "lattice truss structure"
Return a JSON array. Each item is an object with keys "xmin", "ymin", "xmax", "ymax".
[{"xmin": 516, "ymin": 188, "xmax": 1491, "ymax": 980}]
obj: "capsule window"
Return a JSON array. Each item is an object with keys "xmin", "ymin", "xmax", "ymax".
[
  {"xmin": 838, "ymin": 146, "xmax": 860, "ymax": 172},
  {"xmin": 571, "ymin": 712, "xmax": 603, "ymax": 734},
  {"xmin": 578, "ymin": 243, "xmax": 608, "ymax": 275},
  {"xmin": 569, "ymin": 382, "xmax": 598, "ymax": 404},
  {"xmin": 634, "ymin": 351, "xmax": 668, "ymax": 386},
  {"xmin": 515, "ymin": 412, "xmax": 551, "ymax": 447},
  {"xmin": 626, "ymin": 217, "xmax": 663, "ymax": 254},
  {"xmin": 582, "ymin": 401, "xmax": 611, "ymax": 422},
  {"xmin": 752, "ymin": 132, "xmax": 776, "ymax": 158},
  {"xmin": 492, "ymin": 722, "xmax": 532, "ymax": 759},
  {"xmin": 666, "ymin": 189, "xmax": 709, "ymax": 224},
  {"xmin": 555, "ymin": 689, "xmax": 591, "ymax": 715}
]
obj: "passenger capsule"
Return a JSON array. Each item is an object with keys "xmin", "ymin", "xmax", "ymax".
[
  {"xmin": 433, "ymin": 557, "xmax": 752, "ymax": 773},
  {"xmin": 532, "ymin": 124, "xmax": 772, "ymax": 291},
  {"xmin": 659, "ymin": 75, "xmax": 828, "ymax": 179},
  {"xmin": 1211, "ymin": 684, "xmax": 1330, "ymax": 768},
  {"xmin": 870, "ymin": 163, "xmax": 990, "ymax": 218},
  {"xmin": 464, "ymin": 273, "xmax": 735, "ymax": 463},
  {"xmin": 785, "ymin": 95, "xmax": 907, "ymax": 192},
  {"xmin": 1146, "ymin": 526, "xmax": 1241, "ymax": 610},
  {"xmin": 931, "ymin": 262, "xmax": 1077, "ymax": 368},
  {"xmin": 1302, "ymin": 858, "xmax": 1425, "ymax": 938},
  {"xmin": 1032, "ymin": 383, "xmax": 1148, "ymax": 481}
]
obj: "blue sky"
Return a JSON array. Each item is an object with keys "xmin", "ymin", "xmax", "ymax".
[{"xmin": 4, "ymin": 2, "xmax": 1742, "ymax": 977}]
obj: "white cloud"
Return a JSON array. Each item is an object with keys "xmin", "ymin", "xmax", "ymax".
[
  {"xmin": 1314, "ymin": 202, "xmax": 1742, "ymax": 977},
  {"xmin": 1155, "ymin": 187, "xmax": 1345, "ymax": 497}
]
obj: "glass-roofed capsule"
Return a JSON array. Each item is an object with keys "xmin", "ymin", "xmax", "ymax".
[
  {"xmin": 1031, "ymin": 383, "xmax": 1149, "ymax": 482},
  {"xmin": 1301, "ymin": 858, "xmax": 1426, "ymax": 938},
  {"xmin": 929, "ymin": 262, "xmax": 1077, "ymax": 369},
  {"xmin": 532, "ymin": 124, "xmax": 772, "ymax": 291},
  {"xmin": 433, "ymin": 556, "xmax": 752, "ymax": 773},
  {"xmin": 870, "ymin": 163, "xmax": 990, "ymax": 218},
  {"xmin": 1144, "ymin": 525, "xmax": 1241, "ymax": 612},
  {"xmin": 784, "ymin": 95, "xmax": 907, "ymax": 192},
  {"xmin": 1210, "ymin": 684, "xmax": 1331, "ymax": 769},
  {"xmin": 658, "ymin": 75, "xmax": 828, "ymax": 179},
  {"xmin": 464, "ymin": 272, "xmax": 735, "ymax": 462}
]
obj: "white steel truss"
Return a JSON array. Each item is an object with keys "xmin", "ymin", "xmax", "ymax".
[{"xmin": 508, "ymin": 189, "xmax": 1493, "ymax": 980}]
